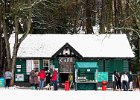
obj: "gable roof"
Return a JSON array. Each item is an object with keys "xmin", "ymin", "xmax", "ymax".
[
  {"xmin": 52, "ymin": 43, "xmax": 83, "ymax": 58},
  {"xmin": 10, "ymin": 34, "xmax": 134, "ymax": 58}
]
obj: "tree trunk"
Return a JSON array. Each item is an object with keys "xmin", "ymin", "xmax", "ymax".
[
  {"xmin": 10, "ymin": 16, "xmax": 19, "ymax": 86},
  {"xmin": 2, "ymin": 16, "xmax": 12, "ymax": 69},
  {"xmin": 85, "ymin": 0, "xmax": 93, "ymax": 34},
  {"xmin": 137, "ymin": 36, "xmax": 140, "ymax": 71},
  {"xmin": 10, "ymin": 56, "xmax": 16, "ymax": 86},
  {"xmin": 0, "ymin": 22, "xmax": 2, "ymax": 67},
  {"xmin": 100, "ymin": 0, "xmax": 105, "ymax": 33},
  {"xmin": 0, "ymin": 2, "xmax": 2, "ymax": 67}
]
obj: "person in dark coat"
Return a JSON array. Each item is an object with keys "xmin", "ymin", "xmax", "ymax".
[
  {"xmin": 46, "ymin": 69, "xmax": 51, "ymax": 86},
  {"xmin": 116, "ymin": 72, "xmax": 121, "ymax": 90},
  {"xmin": 29, "ymin": 70, "xmax": 35, "ymax": 89},
  {"xmin": 34, "ymin": 70, "xmax": 39, "ymax": 90},
  {"xmin": 128, "ymin": 71, "xmax": 133, "ymax": 91}
]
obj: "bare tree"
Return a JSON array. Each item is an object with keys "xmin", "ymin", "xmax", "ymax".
[{"xmin": 1, "ymin": 0, "xmax": 45, "ymax": 85}]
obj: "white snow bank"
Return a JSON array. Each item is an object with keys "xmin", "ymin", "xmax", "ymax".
[{"xmin": 0, "ymin": 89, "xmax": 140, "ymax": 100}]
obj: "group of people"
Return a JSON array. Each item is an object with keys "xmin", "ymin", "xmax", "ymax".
[
  {"xmin": 112, "ymin": 71, "xmax": 133, "ymax": 91},
  {"xmin": 29, "ymin": 67, "xmax": 58, "ymax": 90},
  {"xmin": 2, "ymin": 68, "xmax": 135, "ymax": 91}
]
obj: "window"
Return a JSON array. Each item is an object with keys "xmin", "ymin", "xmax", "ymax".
[
  {"xmin": 43, "ymin": 59, "xmax": 50, "ymax": 71},
  {"xmin": 26, "ymin": 60, "xmax": 40, "ymax": 75},
  {"xmin": 33, "ymin": 60, "xmax": 40, "ymax": 71}
]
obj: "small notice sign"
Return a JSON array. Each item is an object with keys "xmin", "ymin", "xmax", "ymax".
[
  {"xmin": 97, "ymin": 72, "xmax": 108, "ymax": 82},
  {"xmin": 15, "ymin": 74, "xmax": 24, "ymax": 81},
  {"xmin": 16, "ymin": 65, "xmax": 21, "ymax": 68}
]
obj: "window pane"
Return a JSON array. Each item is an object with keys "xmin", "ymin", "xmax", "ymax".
[
  {"xmin": 43, "ymin": 60, "xmax": 49, "ymax": 67},
  {"xmin": 43, "ymin": 59, "xmax": 50, "ymax": 71},
  {"xmin": 33, "ymin": 60, "xmax": 39, "ymax": 71}
]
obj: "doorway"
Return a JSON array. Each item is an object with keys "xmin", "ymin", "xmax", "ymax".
[
  {"xmin": 60, "ymin": 73, "xmax": 69, "ymax": 83},
  {"xmin": 59, "ymin": 57, "xmax": 75, "ymax": 83}
]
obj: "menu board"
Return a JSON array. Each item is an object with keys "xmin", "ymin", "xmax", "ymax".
[{"xmin": 97, "ymin": 72, "xmax": 108, "ymax": 82}]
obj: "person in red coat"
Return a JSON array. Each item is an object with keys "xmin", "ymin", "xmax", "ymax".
[
  {"xmin": 38, "ymin": 69, "xmax": 46, "ymax": 90},
  {"xmin": 51, "ymin": 68, "xmax": 58, "ymax": 90}
]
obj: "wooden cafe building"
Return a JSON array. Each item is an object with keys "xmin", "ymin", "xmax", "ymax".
[{"xmin": 10, "ymin": 34, "xmax": 134, "ymax": 89}]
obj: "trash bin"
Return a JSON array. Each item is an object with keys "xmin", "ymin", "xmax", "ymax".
[
  {"xmin": 65, "ymin": 81, "xmax": 70, "ymax": 91},
  {"xmin": 102, "ymin": 81, "xmax": 107, "ymax": 91}
]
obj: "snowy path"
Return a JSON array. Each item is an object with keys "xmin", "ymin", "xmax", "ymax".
[{"xmin": 0, "ymin": 88, "xmax": 140, "ymax": 100}]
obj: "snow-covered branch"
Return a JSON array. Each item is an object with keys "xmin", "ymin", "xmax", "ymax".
[
  {"xmin": 114, "ymin": 27, "xmax": 140, "ymax": 36},
  {"xmin": 128, "ymin": 1, "xmax": 140, "ymax": 30},
  {"xmin": 18, "ymin": 6, "xmax": 32, "ymax": 46},
  {"xmin": 19, "ymin": 0, "xmax": 47, "ymax": 11}
]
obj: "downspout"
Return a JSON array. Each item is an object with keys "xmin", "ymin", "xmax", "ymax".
[{"xmin": 103, "ymin": 59, "xmax": 105, "ymax": 72}]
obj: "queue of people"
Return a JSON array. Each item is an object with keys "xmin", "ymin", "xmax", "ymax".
[
  {"xmin": 29, "ymin": 67, "xmax": 58, "ymax": 90},
  {"xmin": 112, "ymin": 71, "xmax": 134, "ymax": 91}
]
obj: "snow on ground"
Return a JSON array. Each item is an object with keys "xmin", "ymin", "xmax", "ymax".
[{"xmin": 0, "ymin": 87, "xmax": 140, "ymax": 100}]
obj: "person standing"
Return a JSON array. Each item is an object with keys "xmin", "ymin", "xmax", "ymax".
[
  {"xmin": 68, "ymin": 73, "xmax": 73, "ymax": 89},
  {"xmin": 136, "ymin": 73, "xmax": 140, "ymax": 90},
  {"xmin": 29, "ymin": 70, "xmax": 35, "ymax": 89},
  {"xmin": 38, "ymin": 69, "xmax": 46, "ymax": 90},
  {"xmin": 4, "ymin": 69, "xmax": 12, "ymax": 88},
  {"xmin": 51, "ymin": 67, "xmax": 58, "ymax": 90},
  {"xmin": 46, "ymin": 69, "xmax": 51, "ymax": 86},
  {"xmin": 128, "ymin": 71, "xmax": 133, "ymax": 91},
  {"xmin": 116, "ymin": 72, "xmax": 121, "ymax": 90},
  {"xmin": 112, "ymin": 71, "xmax": 118, "ymax": 90},
  {"xmin": 34, "ymin": 70, "xmax": 39, "ymax": 90},
  {"xmin": 121, "ymin": 71, "xmax": 129, "ymax": 91}
]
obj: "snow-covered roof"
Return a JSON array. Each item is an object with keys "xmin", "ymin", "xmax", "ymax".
[{"xmin": 10, "ymin": 34, "xmax": 134, "ymax": 58}]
